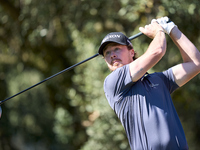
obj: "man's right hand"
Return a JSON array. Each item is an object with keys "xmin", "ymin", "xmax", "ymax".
[{"xmin": 139, "ymin": 21, "xmax": 164, "ymax": 39}]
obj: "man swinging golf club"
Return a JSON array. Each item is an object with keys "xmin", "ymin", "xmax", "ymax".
[{"xmin": 98, "ymin": 16, "xmax": 200, "ymax": 150}]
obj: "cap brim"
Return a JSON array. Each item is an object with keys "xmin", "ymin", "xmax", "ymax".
[
  {"xmin": 98, "ymin": 41, "xmax": 127, "ymax": 56},
  {"xmin": 98, "ymin": 41, "xmax": 111, "ymax": 56}
]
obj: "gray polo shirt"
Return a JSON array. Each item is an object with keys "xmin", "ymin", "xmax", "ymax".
[{"xmin": 104, "ymin": 64, "xmax": 188, "ymax": 150}]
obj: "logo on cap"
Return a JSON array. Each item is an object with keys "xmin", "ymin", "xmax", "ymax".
[{"xmin": 102, "ymin": 34, "xmax": 121, "ymax": 43}]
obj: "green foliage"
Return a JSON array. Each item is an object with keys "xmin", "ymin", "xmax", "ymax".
[{"xmin": 0, "ymin": 0, "xmax": 200, "ymax": 149}]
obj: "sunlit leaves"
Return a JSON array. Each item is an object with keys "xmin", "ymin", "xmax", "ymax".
[{"xmin": 1, "ymin": 0, "xmax": 200, "ymax": 149}]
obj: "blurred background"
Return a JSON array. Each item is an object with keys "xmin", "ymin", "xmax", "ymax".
[{"xmin": 0, "ymin": 0, "xmax": 200, "ymax": 149}]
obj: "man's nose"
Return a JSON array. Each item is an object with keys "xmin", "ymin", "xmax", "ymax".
[{"xmin": 110, "ymin": 50, "xmax": 117, "ymax": 58}]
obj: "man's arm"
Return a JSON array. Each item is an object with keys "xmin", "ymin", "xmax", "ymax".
[
  {"xmin": 170, "ymin": 26, "xmax": 200, "ymax": 87},
  {"xmin": 129, "ymin": 22, "xmax": 166, "ymax": 82}
]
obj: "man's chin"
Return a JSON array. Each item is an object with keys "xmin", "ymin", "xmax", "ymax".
[{"xmin": 109, "ymin": 64, "xmax": 123, "ymax": 71}]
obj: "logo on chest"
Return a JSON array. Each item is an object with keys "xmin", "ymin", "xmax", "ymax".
[{"xmin": 149, "ymin": 83, "xmax": 159, "ymax": 88}]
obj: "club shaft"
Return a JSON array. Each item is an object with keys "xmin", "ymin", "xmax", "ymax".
[
  {"xmin": 0, "ymin": 32, "xmax": 143, "ymax": 105},
  {"xmin": 0, "ymin": 53, "xmax": 99, "ymax": 105}
]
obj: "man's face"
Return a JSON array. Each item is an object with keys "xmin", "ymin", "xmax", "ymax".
[{"xmin": 103, "ymin": 43, "xmax": 135, "ymax": 71}]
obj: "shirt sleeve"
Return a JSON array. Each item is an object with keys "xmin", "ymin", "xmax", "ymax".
[
  {"xmin": 104, "ymin": 65, "xmax": 133, "ymax": 109},
  {"xmin": 155, "ymin": 68, "xmax": 179, "ymax": 94}
]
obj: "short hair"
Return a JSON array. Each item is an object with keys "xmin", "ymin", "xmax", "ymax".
[{"xmin": 127, "ymin": 44, "xmax": 137, "ymax": 60}]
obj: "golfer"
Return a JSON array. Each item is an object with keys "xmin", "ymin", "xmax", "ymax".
[{"xmin": 98, "ymin": 17, "xmax": 200, "ymax": 150}]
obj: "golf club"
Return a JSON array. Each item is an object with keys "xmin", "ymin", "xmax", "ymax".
[
  {"xmin": 0, "ymin": 32, "xmax": 143, "ymax": 106},
  {"xmin": 0, "ymin": 106, "xmax": 2, "ymax": 118}
]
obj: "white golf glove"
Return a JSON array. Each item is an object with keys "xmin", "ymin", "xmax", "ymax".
[{"xmin": 151, "ymin": 16, "xmax": 177, "ymax": 34}]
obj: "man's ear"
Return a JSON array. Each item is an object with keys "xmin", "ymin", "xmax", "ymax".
[{"xmin": 130, "ymin": 49, "xmax": 135, "ymax": 57}]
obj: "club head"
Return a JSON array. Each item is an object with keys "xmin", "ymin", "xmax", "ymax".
[{"xmin": 0, "ymin": 106, "xmax": 2, "ymax": 118}]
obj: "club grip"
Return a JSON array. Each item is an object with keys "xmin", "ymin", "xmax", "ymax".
[
  {"xmin": 129, "ymin": 32, "xmax": 143, "ymax": 41},
  {"xmin": 129, "ymin": 18, "xmax": 172, "ymax": 41}
]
